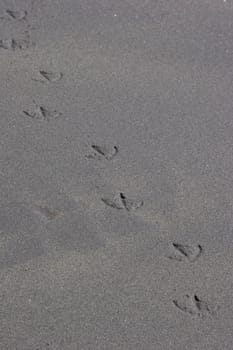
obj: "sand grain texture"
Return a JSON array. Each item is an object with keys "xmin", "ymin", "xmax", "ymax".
[{"xmin": 0, "ymin": 0, "xmax": 233, "ymax": 349}]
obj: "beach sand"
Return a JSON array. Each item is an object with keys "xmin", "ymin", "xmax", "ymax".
[{"xmin": 0, "ymin": 0, "xmax": 233, "ymax": 349}]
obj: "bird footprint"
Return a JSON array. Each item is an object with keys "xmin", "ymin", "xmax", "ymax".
[
  {"xmin": 87, "ymin": 145, "xmax": 118, "ymax": 160},
  {"xmin": 34, "ymin": 70, "xmax": 63, "ymax": 83},
  {"xmin": 23, "ymin": 104, "xmax": 62, "ymax": 121},
  {"xmin": 102, "ymin": 192, "xmax": 143, "ymax": 212},
  {"xmin": 173, "ymin": 294, "xmax": 216, "ymax": 317},
  {"xmin": 0, "ymin": 38, "xmax": 31, "ymax": 50},
  {"xmin": 169, "ymin": 243, "xmax": 202, "ymax": 262},
  {"xmin": 5, "ymin": 9, "xmax": 27, "ymax": 20}
]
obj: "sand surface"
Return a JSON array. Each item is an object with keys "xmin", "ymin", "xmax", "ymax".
[{"xmin": 1, "ymin": 0, "xmax": 233, "ymax": 349}]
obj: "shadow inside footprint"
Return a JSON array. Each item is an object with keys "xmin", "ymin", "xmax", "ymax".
[
  {"xmin": 87, "ymin": 145, "xmax": 118, "ymax": 160},
  {"xmin": 119, "ymin": 192, "xmax": 143, "ymax": 211}
]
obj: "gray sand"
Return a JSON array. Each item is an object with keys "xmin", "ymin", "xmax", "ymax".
[{"xmin": 1, "ymin": 0, "xmax": 233, "ymax": 349}]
